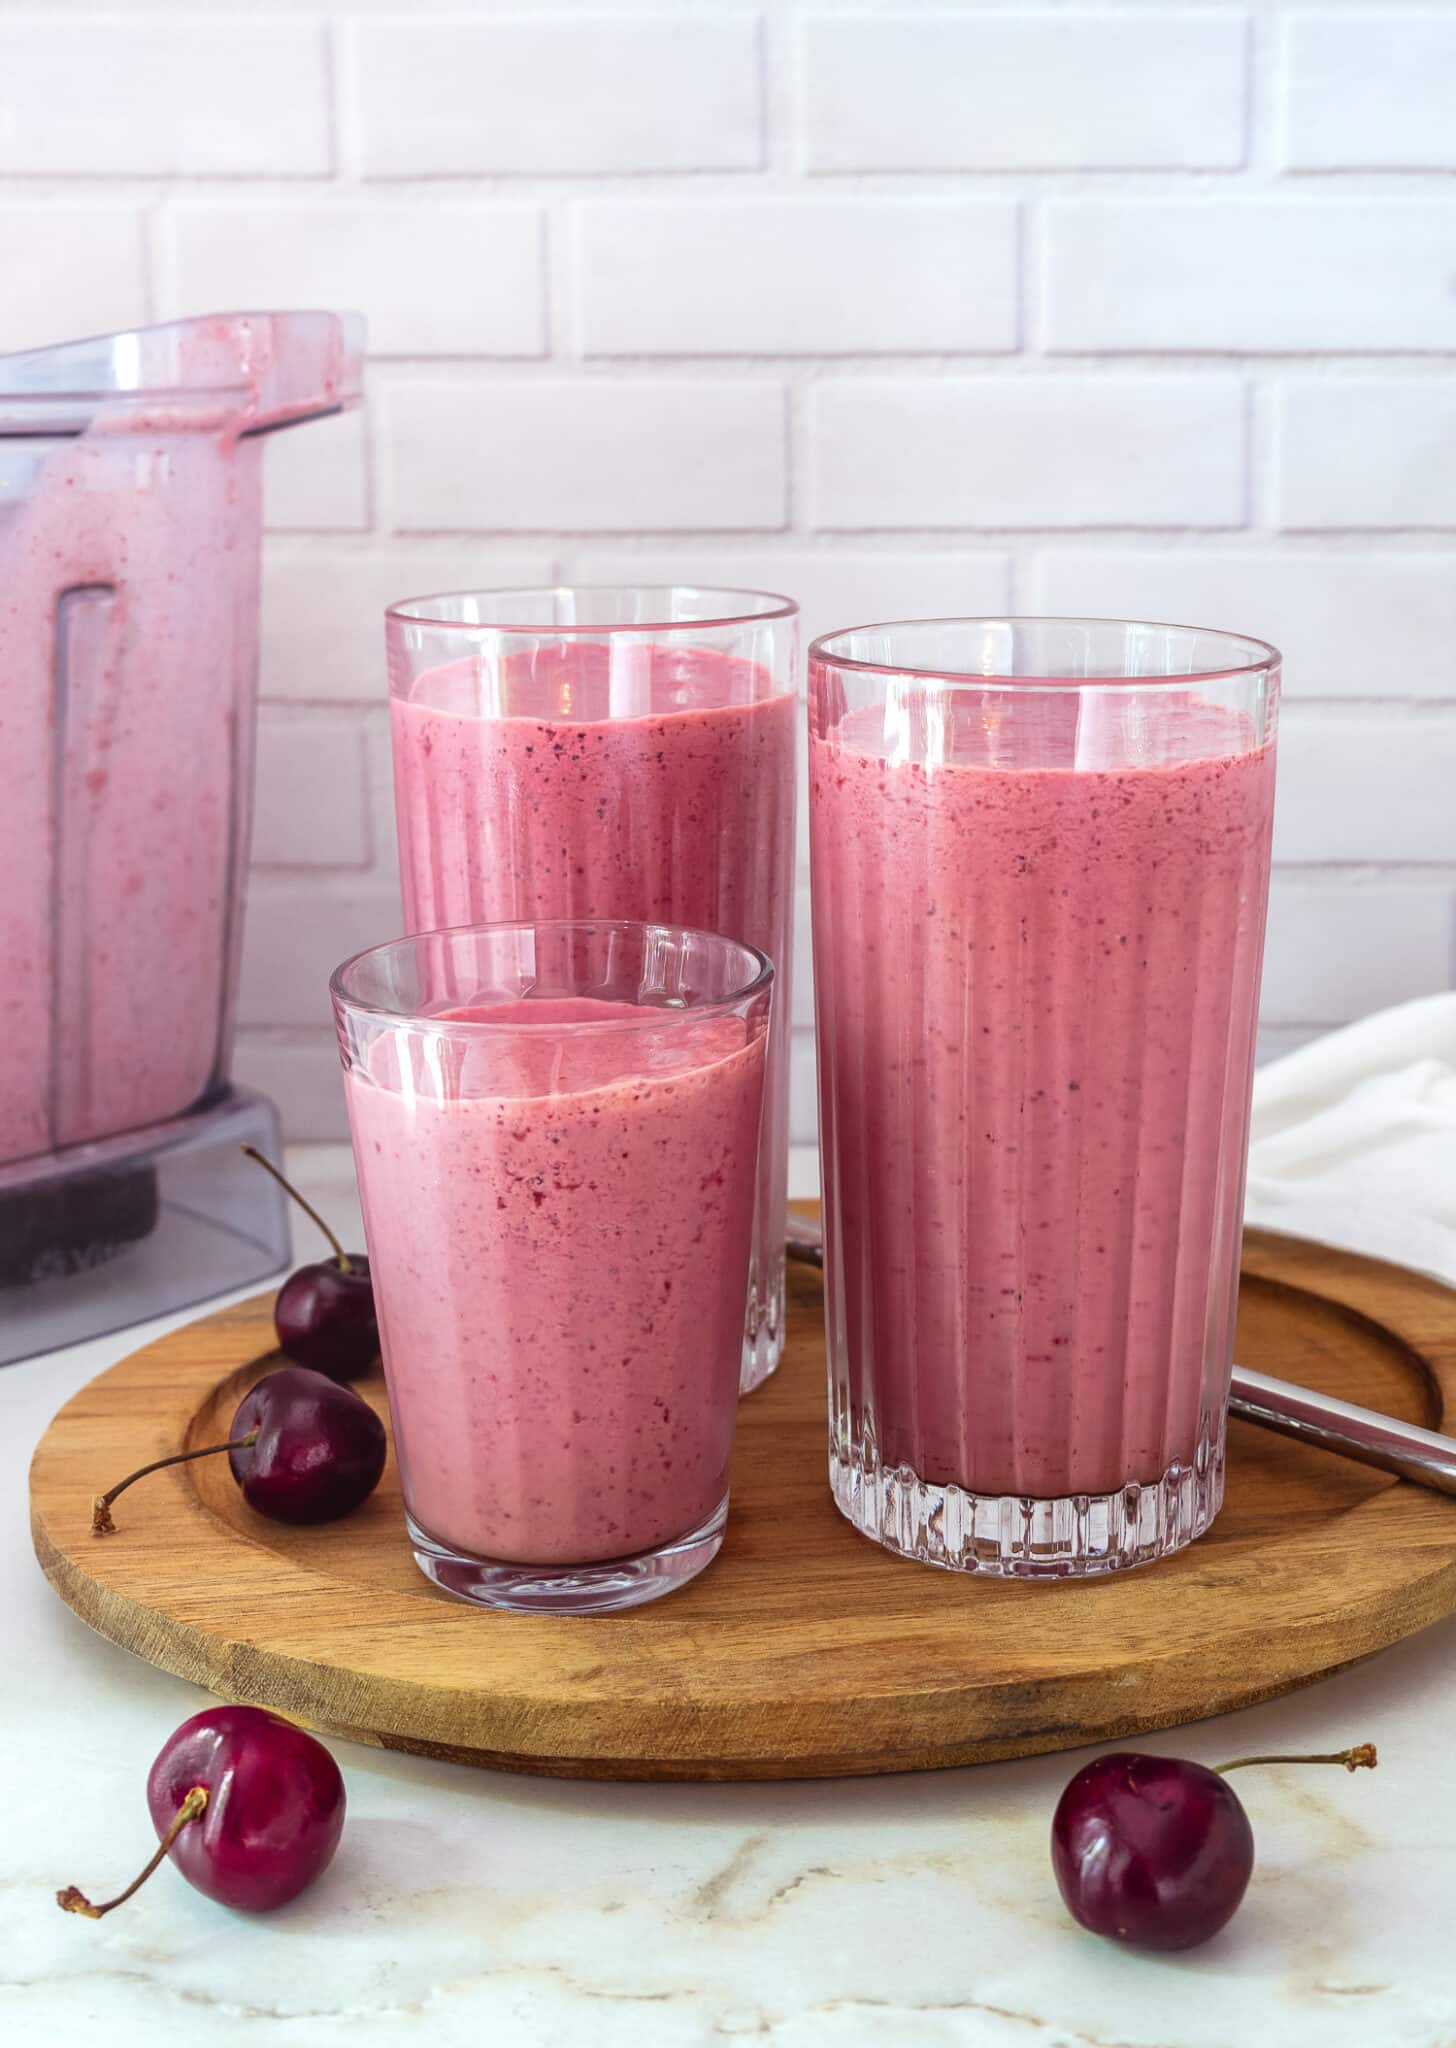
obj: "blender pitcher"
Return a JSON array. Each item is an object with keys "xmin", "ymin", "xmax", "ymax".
[{"xmin": 0, "ymin": 311, "xmax": 365, "ymax": 1362}]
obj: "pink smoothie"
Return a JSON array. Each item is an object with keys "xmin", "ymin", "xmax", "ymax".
[
  {"xmin": 0, "ymin": 312, "xmax": 359, "ymax": 1171},
  {"xmin": 345, "ymin": 998, "xmax": 765, "ymax": 1564},
  {"xmin": 810, "ymin": 689, "xmax": 1276, "ymax": 1502},
  {"xmin": 390, "ymin": 645, "xmax": 796, "ymax": 1377},
  {"xmin": 0, "ymin": 428, "xmax": 258, "ymax": 1164}
]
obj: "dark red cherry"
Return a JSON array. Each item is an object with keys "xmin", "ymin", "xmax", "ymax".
[
  {"xmin": 1052, "ymin": 1751, "xmax": 1254, "ymax": 1951},
  {"xmin": 273, "ymin": 1255, "xmax": 378, "ymax": 1381},
  {"xmin": 228, "ymin": 1366, "xmax": 386, "ymax": 1525},
  {"xmin": 59, "ymin": 1705, "xmax": 345, "ymax": 1919},
  {"xmin": 92, "ymin": 1366, "xmax": 385, "ymax": 1536},
  {"xmin": 242, "ymin": 1146, "xmax": 378, "ymax": 1381},
  {"xmin": 1052, "ymin": 1742, "xmax": 1377, "ymax": 1952}
]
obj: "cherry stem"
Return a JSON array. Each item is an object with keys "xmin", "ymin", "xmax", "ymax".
[
  {"xmin": 92, "ymin": 1433, "xmax": 259, "ymax": 1535},
  {"xmin": 1214, "ymin": 1743, "xmax": 1378, "ymax": 1777},
  {"xmin": 241, "ymin": 1144, "xmax": 351, "ymax": 1272},
  {"xmin": 57, "ymin": 1786, "xmax": 208, "ymax": 1919}
]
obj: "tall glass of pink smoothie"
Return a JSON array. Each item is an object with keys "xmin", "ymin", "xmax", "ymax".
[
  {"xmin": 386, "ymin": 587, "xmax": 798, "ymax": 1395},
  {"xmin": 332, "ymin": 919, "xmax": 771, "ymax": 1614},
  {"xmin": 809, "ymin": 619, "xmax": 1280, "ymax": 1578}
]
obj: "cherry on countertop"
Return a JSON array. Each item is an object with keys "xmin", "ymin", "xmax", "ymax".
[
  {"xmin": 58, "ymin": 1705, "xmax": 345, "ymax": 1918},
  {"xmin": 1052, "ymin": 1742, "xmax": 1377, "ymax": 1952}
]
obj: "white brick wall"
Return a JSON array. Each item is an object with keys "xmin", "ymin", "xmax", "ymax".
[
  {"xmin": 1043, "ymin": 199, "xmax": 1456, "ymax": 353},
  {"xmin": 350, "ymin": 14, "xmax": 763, "ymax": 177},
  {"xmin": 576, "ymin": 199, "xmax": 1019, "ymax": 354},
  {"xmin": 262, "ymin": 405, "xmax": 370, "ymax": 533},
  {"xmin": 1272, "ymin": 378, "xmax": 1456, "ymax": 530},
  {"xmin": 1279, "ymin": 9, "xmax": 1456, "ymax": 170},
  {"xmin": 801, "ymin": 10, "xmax": 1249, "ymax": 171},
  {"xmin": 0, "ymin": 18, "xmax": 331, "ymax": 177},
  {"xmin": 382, "ymin": 377, "xmax": 788, "ymax": 531},
  {"xmin": 165, "ymin": 203, "xmax": 547, "ymax": 358},
  {"xmin": 0, "ymin": 205, "xmax": 147, "ymax": 351},
  {"xmin": 810, "ymin": 377, "xmax": 1246, "ymax": 529},
  {"xmin": 1, "ymin": 0, "xmax": 1452, "ymax": 1142}
]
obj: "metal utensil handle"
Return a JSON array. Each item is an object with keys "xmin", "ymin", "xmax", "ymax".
[
  {"xmin": 784, "ymin": 1214, "xmax": 1456, "ymax": 1498},
  {"xmin": 1230, "ymin": 1365, "xmax": 1456, "ymax": 1497}
]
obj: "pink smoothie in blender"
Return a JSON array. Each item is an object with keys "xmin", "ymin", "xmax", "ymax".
[{"xmin": 0, "ymin": 312, "xmax": 362, "ymax": 1355}]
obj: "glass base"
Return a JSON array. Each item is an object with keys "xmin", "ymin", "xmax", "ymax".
[
  {"xmin": 406, "ymin": 1493, "xmax": 729, "ymax": 1614},
  {"xmin": 740, "ymin": 1247, "xmax": 786, "ymax": 1394},
  {"xmin": 830, "ymin": 1421, "xmax": 1224, "ymax": 1580},
  {"xmin": 0, "ymin": 1087, "xmax": 291, "ymax": 1367}
]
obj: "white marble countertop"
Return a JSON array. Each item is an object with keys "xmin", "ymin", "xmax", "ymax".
[{"xmin": 7, "ymin": 1144, "xmax": 1456, "ymax": 2048}]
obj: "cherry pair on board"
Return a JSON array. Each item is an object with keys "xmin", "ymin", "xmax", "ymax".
[{"xmin": 91, "ymin": 1154, "xmax": 386, "ymax": 1537}]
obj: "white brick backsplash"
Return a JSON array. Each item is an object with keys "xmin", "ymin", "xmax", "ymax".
[
  {"xmin": 261, "ymin": 544, "xmax": 557, "ymax": 704},
  {"xmin": 1043, "ymin": 201, "xmax": 1456, "ymax": 354},
  {"xmin": 240, "ymin": 884, "xmax": 404, "ymax": 1031},
  {"xmin": 803, "ymin": 10, "xmax": 1246, "ymax": 172},
  {"xmin": 0, "ymin": 17, "xmax": 329, "ymax": 177},
  {"xmin": 1272, "ymin": 379, "xmax": 1456, "ymax": 531},
  {"xmin": 1275, "ymin": 708, "xmax": 1456, "ymax": 864},
  {"xmin": 1035, "ymin": 550, "xmax": 1456, "ymax": 698},
  {"xmin": 263, "ymin": 407, "xmax": 370, "ymax": 534},
  {"xmin": 0, "ymin": 206, "xmax": 145, "ymax": 353},
  {"xmin": 166, "ymin": 204, "xmax": 544, "ymax": 360},
  {"xmin": 384, "ymin": 379, "xmax": 787, "ymax": 533},
  {"xmin": 811, "ymin": 379, "xmax": 1245, "ymax": 531},
  {"xmin": 5, "ymin": 0, "xmax": 1451, "ymax": 1147},
  {"xmin": 353, "ymin": 14, "xmax": 760, "ymax": 177},
  {"xmin": 253, "ymin": 715, "xmax": 371, "ymax": 869},
  {"xmin": 1281, "ymin": 9, "xmax": 1456, "ymax": 171},
  {"xmin": 1262, "ymin": 880, "xmax": 1455, "ymax": 1024},
  {"xmin": 563, "ymin": 549, "xmax": 1012, "ymax": 653},
  {"xmin": 577, "ymin": 200, "xmax": 1018, "ymax": 356},
  {"xmin": 234, "ymin": 1034, "xmax": 350, "ymax": 1145}
]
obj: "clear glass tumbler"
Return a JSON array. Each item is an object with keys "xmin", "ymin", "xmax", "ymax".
[
  {"xmin": 332, "ymin": 919, "xmax": 772, "ymax": 1614},
  {"xmin": 809, "ymin": 619, "xmax": 1280, "ymax": 1578},
  {"xmin": 386, "ymin": 587, "xmax": 798, "ymax": 1395}
]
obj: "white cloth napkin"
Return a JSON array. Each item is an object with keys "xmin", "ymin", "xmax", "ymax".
[{"xmin": 1246, "ymin": 992, "xmax": 1456, "ymax": 1287}]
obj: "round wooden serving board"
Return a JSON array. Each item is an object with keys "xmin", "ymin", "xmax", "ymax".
[{"xmin": 30, "ymin": 1215, "xmax": 1456, "ymax": 1781}]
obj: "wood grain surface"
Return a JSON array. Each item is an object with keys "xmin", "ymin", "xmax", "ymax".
[{"xmin": 29, "ymin": 1214, "xmax": 1456, "ymax": 1781}]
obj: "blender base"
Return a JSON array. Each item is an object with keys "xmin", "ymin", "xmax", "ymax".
[{"xmin": 0, "ymin": 1087, "xmax": 292, "ymax": 1367}]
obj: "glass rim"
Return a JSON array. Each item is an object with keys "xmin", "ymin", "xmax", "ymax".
[
  {"xmin": 385, "ymin": 583, "xmax": 800, "ymax": 636},
  {"xmin": 330, "ymin": 917, "xmax": 775, "ymax": 1031},
  {"xmin": 807, "ymin": 615, "xmax": 1282, "ymax": 691}
]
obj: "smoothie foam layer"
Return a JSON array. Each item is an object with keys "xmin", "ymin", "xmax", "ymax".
[{"xmin": 347, "ymin": 998, "xmax": 764, "ymax": 1565}]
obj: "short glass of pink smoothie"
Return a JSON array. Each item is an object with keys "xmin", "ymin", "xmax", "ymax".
[
  {"xmin": 809, "ymin": 619, "xmax": 1280, "ymax": 1578},
  {"xmin": 331, "ymin": 919, "xmax": 772, "ymax": 1614},
  {"xmin": 385, "ymin": 586, "xmax": 798, "ymax": 1396}
]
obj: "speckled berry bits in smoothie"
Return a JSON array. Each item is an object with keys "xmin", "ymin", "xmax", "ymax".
[
  {"xmin": 809, "ymin": 620, "xmax": 1279, "ymax": 1579},
  {"xmin": 333, "ymin": 923, "xmax": 772, "ymax": 1615},
  {"xmin": 385, "ymin": 590, "xmax": 797, "ymax": 1394}
]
